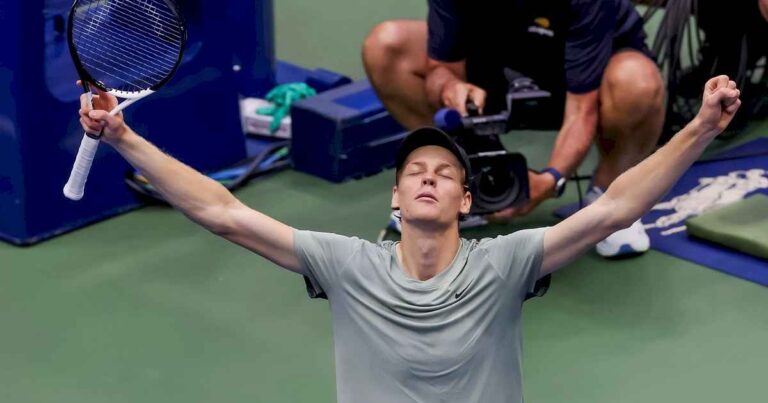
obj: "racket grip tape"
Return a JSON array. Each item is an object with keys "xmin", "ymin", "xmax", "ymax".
[{"xmin": 63, "ymin": 134, "xmax": 101, "ymax": 200}]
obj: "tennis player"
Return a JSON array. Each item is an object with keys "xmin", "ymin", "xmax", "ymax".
[{"xmin": 78, "ymin": 75, "xmax": 740, "ymax": 402}]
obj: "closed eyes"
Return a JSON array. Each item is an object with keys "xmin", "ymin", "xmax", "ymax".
[{"xmin": 404, "ymin": 162, "xmax": 458, "ymax": 180}]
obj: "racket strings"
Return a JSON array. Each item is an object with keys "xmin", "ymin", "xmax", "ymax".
[
  {"xmin": 80, "ymin": 0, "xmax": 183, "ymax": 55},
  {"xmin": 94, "ymin": 2, "xmax": 183, "ymax": 46},
  {"xmin": 78, "ymin": 1, "xmax": 181, "ymax": 81},
  {"xmin": 72, "ymin": 0, "xmax": 184, "ymax": 93},
  {"xmin": 77, "ymin": 21, "xmax": 176, "ymax": 81},
  {"xmin": 78, "ymin": 12, "xmax": 178, "ymax": 69}
]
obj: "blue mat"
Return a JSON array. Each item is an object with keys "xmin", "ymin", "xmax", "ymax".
[{"xmin": 555, "ymin": 138, "xmax": 768, "ymax": 286}]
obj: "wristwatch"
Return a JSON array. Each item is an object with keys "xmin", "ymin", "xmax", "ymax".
[{"xmin": 541, "ymin": 167, "xmax": 566, "ymax": 198}]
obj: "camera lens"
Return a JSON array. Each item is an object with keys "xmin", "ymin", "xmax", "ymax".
[
  {"xmin": 469, "ymin": 154, "xmax": 528, "ymax": 214},
  {"xmin": 478, "ymin": 164, "xmax": 518, "ymax": 201}
]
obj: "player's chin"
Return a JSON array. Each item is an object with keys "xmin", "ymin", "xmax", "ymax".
[
  {"xmin": 405, "ymin": 206, "xmax": 457, "ymax": 225},
  {"xmin": 401, "ymin": 204, "xmax": 435, "ymax": 218}
]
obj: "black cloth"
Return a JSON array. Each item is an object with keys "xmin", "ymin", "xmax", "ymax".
[{"xmin": 427, "ymin": 0, "xmax": 651, "ymax": 127}]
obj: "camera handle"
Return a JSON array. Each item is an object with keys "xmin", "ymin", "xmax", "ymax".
[{"xmin": 466, "ymin": 101, "xmax": 480, "ymax": 117}]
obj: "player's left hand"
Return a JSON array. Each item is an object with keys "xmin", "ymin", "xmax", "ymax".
[{"xmin": 695, "ymin": 75, "xmax": 741, "ymax": 137}]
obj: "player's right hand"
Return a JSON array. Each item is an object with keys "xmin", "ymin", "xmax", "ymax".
[
  {"xmin": 77, "ymin": 81, "xmax": 127, "ymax": 144},
  {"xmin": 440, "ymin": 79, "xmax": 487, "ymax": 116}
]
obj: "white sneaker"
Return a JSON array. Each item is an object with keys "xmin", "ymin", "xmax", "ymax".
[
  {"xmin": 459, "ymin": 214, "xmax": 489, "ymax": 229},
  {"xmin": 386, "ymin": 211, "xmax": 403, "ymax": 233},
  {"xmin": 585, "ymin": 187, "xmax": 650, "ymax": 258}
]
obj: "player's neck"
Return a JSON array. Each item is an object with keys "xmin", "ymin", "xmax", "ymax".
[{"xmin": 397, "ymin": 224, "xmax": 461, "ymax": 281}]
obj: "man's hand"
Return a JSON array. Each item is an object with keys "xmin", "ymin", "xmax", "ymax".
[
  {"xmin": 441, "ymin": 79, "xmax": 487, "ymax": 116},
  {"xmin": 694, "ymin": 75, "xmax": 741, "ymax": 137},
  {"xmin": 487, "ymin": 171, "xmax": 556, "ymax": 221},
  {"xmin": 77, "ymin": 82, "xmax": 128, "ymax": 145}
]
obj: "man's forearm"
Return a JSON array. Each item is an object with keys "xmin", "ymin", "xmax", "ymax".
[
  {"xmin": 109, "ymin": 128, "xmax": 238, "ymax": 228},
  {"xmin": 605, "ymin": 119, "xmax": 715, "ymax": 226},
  {"xmin": 547, "ymin": 111, "xmax": 598, "ymax": 176},
  {"xmin": 425, "ymin": 65, "xmax": 462, "ymax": 110}
]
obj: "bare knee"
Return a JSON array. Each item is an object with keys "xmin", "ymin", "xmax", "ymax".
[
  {"xmin": 601, "ymin": 51, "xmax": 665, "ymax": 120},
  {"xmin": 362, "ymin": 21, "xmax": 414, "ymax": 68}
]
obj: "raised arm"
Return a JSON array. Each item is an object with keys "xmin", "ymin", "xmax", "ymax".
[
  {"xmin": 79, "ymin": 87, "xmax": 303, "ymax": 274},
  {"xmin": 540, "ymin": 75, "xmax": 742, "ymax": 275}
]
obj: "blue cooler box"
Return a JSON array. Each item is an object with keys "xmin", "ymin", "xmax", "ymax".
[{"xmin": 290, "ymin": 80, "xmax": 405, "ymax": 182}]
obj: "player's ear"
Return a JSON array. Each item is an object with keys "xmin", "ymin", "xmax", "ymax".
[
  {"xmin": 391, "ymin": 185, "xmax": 400, "ymax": 210},
  {"xmin": 460, "ymin": 187, "xmax": 472, "ymax": 215}
]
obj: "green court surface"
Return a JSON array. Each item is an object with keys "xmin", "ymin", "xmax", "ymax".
[{"xmin": 1, "ymin": 1, "xmax": 766, "ymax": 402}]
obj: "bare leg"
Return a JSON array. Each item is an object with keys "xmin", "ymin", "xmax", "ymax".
[
  {"xmin": 362, "ymin": 20, "xmax": 434, "ymax": 129},
  {"xmin": 593, "ymin": 50, "xmax": 665, "ymax": 189}
]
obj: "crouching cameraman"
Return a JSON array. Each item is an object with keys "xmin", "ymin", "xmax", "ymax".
[{"xmin": 363, "ymin": 0, "xmax": 665, "ymax": 258}]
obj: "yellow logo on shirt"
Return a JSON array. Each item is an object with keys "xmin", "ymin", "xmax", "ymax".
[
  {"xmin": 534, "ymin": 17, "xmax": 550, "ymax": 29},
  {"xmin": 529, "ymin": 17, "xmax": 554, "ymax": 37}
]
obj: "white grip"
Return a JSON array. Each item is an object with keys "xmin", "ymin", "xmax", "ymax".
[
  {"xmin": 63, "ymin": 134, "xmax": 101, "ymax": 200},
  {"xmin": 62, "ymin": 90, "xmax": 147, "ymax": 200}
]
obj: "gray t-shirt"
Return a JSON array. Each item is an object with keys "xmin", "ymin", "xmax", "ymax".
[{"xmin": 293, "ymin": 227, "xmax": 548, "ymax": 403}]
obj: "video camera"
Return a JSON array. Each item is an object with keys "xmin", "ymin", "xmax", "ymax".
[{"xmin": 434, "ymin": 69, "xmax": 551, "ymax": 215}]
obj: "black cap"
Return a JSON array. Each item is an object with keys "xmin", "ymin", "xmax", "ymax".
[{"xmin": 395, "ymin": 127, "xmax": 471, "ymax": 184}]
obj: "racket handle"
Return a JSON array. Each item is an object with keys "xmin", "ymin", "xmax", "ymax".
[{"xmin": 63, "ymin": 134, "xmax": 101, "ymax": 201}]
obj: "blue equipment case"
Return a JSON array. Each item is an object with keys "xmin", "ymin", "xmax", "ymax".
[
  {"xmin": 0, "ymin": 0, "xmax": 279, "ymax": 245},
  {"xmin": 290, "ymin": 80, "xmax": 405, "ymax": 182}
]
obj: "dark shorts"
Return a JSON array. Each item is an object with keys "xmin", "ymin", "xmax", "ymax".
[{"xmin": 468, "ymin": 38, "xmax": 654, "ymax": 131}]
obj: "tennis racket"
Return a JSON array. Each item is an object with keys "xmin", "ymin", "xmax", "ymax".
[{"xmin": 64, "ymin": 0, "xmax": 186, "ymax": 200}]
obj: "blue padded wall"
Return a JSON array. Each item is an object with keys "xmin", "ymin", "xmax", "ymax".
[{"xmin": 0, "ymin": 0, "xmax": 276, "ymax": 244}]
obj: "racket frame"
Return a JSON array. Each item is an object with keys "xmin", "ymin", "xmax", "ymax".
[{"xmin": 63, "ymin": 0, "xmax": 186, "ymax": 200}]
